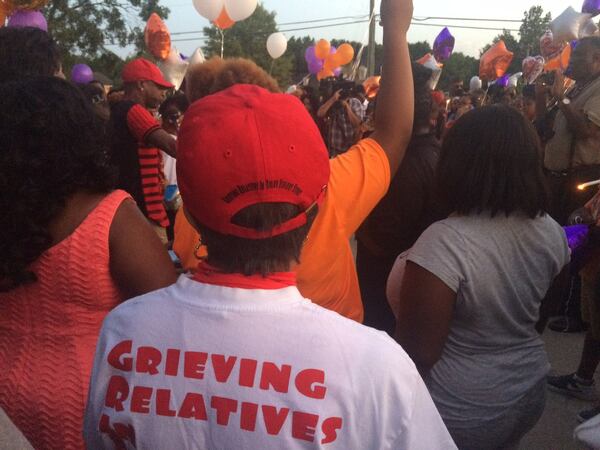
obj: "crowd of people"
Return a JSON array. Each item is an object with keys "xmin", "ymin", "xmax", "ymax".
[{"xmin": 2, "ymin": 0, "xmax": 600, "ymax": 448}]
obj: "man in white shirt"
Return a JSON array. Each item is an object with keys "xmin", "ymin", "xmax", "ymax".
[{"xmin": 84, "ymin": 1, "xmax": 455, "ymax": 448}]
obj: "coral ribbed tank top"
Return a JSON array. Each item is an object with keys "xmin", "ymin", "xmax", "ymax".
[{"xmin": 0, "ymin": 190, "xmax": 129, "ymax": 450}]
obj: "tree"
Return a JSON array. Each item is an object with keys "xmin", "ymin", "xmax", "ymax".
[
  {"xmin": 438, "ymin": 52, "xmax": 479, "ymax": 91},
  {"xmin": 45, "ymin": 0, "xmax": 169, "ymax": 71},
  {"xmin": 409, "ymin": 41, "xmax": 432, "ymax": 61},
  {"xmin": 202, "ymin": 4, "xmax": 293, "ymax": 86},
  {"xmin": 519, "ymin": 6, "xmax": 552, "ymax": 57},
  {"xmin": 287, "ymin": 36, "xmax": 315, "ymax": 82}
]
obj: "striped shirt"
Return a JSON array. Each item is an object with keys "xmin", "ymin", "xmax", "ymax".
[{"xmin": 109, "ymin": 101, "xmax": 169, "ymax": 228}]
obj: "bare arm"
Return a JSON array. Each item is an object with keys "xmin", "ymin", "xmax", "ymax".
[
  {"xmin": 344, "ymin": 100, "xmax": 363, "ymax": 128},
  {"xmin": 146, "ymin": 128, "xmax": 177, "ymax": 159},
  {"xmin": 109, "ymin": 199, "xmax": 178, "ymax": 300},
  {"xmin": 558, "ymin": 102, "xmax": 600, "ymax": 139},
  {"xmin": 370, "ymin": 0, "xmax": 414, "ymax": 177},
  {"xmin": 552, "ymin": 72, "xmax": 600, "ymax": 140},
  {"xmin": 317, "ymin": 90, "xmax": 341, "ymax": 119},
  {"xmin": 394, "ymin": 261, "xmax": 456, "ymax": 376}
]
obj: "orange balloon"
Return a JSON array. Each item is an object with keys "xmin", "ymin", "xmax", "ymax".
[
  {"xmin": 335, "ymin": 43, "xmax": 355, "ymax": 66},
  {"xmin": 214, "ymin": 7, "xmax": 235, "ymax": 30},
  {"xmin": 544, "ymin": 44, "xmax": 572, "ymax": 72},
  {"xmin": 479, "ymin": 40, "xmax": 514, "ymax": 81},
  {"xmin": 323, "ymin": 54, "xmax": 338, "ymax": 72},
  {"xmin": 317, "ymin": 68, "xmax": 334, "ymax": 80},
  {"xmin": 0, "ymin": 2, "xmax": 7, "ymax": 27},
  {"xmin": 144, "ymin": 13, "xmax": 171, "ymax": 60},
  {"xmin": 363, "ymin": 76, "xmax": 381, "ymax": 99},
  {"xmin": 9, "ymin": 0, "xmax": 48, "ymax": 11},
  {"xmin": 315, "ymin": 39, "xmax": 331, "ymax": 60}
]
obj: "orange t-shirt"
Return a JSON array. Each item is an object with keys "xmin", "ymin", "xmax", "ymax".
[{"xmin": 173, "ymin": 138, "xmax": 390, "ymax": 322}]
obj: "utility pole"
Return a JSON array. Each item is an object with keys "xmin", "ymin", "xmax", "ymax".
[{"xmin": 367, "ymin": 0, "xmax": 376, "ymax": 77}]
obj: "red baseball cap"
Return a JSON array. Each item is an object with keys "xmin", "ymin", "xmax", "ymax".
[
  {"xmin": 122, "ymin": 58, "xmax": 174, "ymax": 89},
  {"xmin": 177, "ymin": 84, "xmax": 330, "ymax": 239}
]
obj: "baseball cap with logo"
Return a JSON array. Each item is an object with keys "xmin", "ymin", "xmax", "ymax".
[
  {"xmin": 177, "ymin": 84, "xmax": 330, "ymax": 239},
  {"xmin": 122, "ymin": 58, "xmax": 174, "ymax": 89}
]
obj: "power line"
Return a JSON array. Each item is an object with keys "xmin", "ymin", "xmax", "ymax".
[
  {"xmin": 103, "ymin": 14, "xmax": 523, "ymax": 46},
  {"xmin": 168, "ymin": 19, "xmax": 521, "ymax": 43},
  {"xmin": 167, "ymin": 13, "xmax": 523, "ymax": 37}
]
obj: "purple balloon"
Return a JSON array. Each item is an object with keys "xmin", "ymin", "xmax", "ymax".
[
  {"xmin": 564, "ymin": 225, "xmax": 590, "ymax": 252},
  {"xmin": 583, "ymin": 0, "xmax": 600, "ymax": 17},
  {"xmin": 433, "ymin": 27, "xmax": 455, "ymax": 63},
  {"xmin": 333, "ymin": 67, "xmax": 342, "ymax": 77},
  {"xmin": 71, "ymin": 64, "xmax": 94, "ymax": 84},
  {"xmin": 308, "ymin": 59, "xmax": 324, "ymax": 75},
  {"xmin": 7, "ymin": 10, "xmax": 48, "ymax": 32},
  {"xmin": 305, "ymin": 46, "xmax": 318, "ymax": 64},
  {"xmin": 496, "ymin": 74, "xmax": 510, "ymax": 88}
]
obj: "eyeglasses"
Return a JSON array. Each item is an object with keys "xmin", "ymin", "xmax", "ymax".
[{"xmin": 91, "ymin": 94, "xmax": 107, "ymax": 105}]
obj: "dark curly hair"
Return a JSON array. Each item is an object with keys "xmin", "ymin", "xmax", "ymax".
[
  {"xmin": 0, "ymin": 27, "xmax": 61, "ymax": 83},
  {"xmin": 186, "ymin": 57, "xmax": 280, "ymax": 103},
  {"xmin": 0, "ymin": 77, "xmax": 114, "ymax": 291}
]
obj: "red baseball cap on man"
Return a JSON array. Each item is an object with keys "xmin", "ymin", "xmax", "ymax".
[
  {"xmin": 177, "ymin": 84, "xmax": 330, "ymax": 239},
  {"xmin": 122, "ymin": 58, "xmax": 174, "ymax": 89}
]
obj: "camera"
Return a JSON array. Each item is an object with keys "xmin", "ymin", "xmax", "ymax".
[{"xmin": 320, "ymin": 78, "xmax": 357, "ymax": 103}]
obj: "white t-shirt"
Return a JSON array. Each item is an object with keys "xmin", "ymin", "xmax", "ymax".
[
  {"xmin": 161, "ymin": 152, "xmax": 177, "ymax": 187},
  {"xmin": 84, "ymin": 276, "xmax": 456, "ymax": 450},
  {"xmin": 393, "ymin": 213, "xmax": 569, "ymax": 430}
]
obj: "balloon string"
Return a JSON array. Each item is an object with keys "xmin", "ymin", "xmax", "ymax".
[
  {"xmin": 482, "ymin": 83, "xmax": 491, "ymax": 105},
  {"xmin": 269, "ymin": 60, "xmax": 275, "ymax": 76},
  {"xmin": 350, "ymin": 9, "xmax": 376, "ymax": 81},
  {"xmin": 220, "ymin": 28, "xmax": 225, "ymax": 59}
]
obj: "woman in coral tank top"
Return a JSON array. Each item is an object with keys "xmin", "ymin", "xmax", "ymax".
[{"xmin": 0, "ymin": 78, "xmax": 178, "ymax": 449}]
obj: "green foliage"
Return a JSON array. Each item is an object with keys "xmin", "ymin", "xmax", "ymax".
[
  {"xmin": 45, "ymin": 0, "xmax": 169, "ymax": 73},
  {"xmin": 519, "ymin": 6, "xmax": 552, "ymax": 57},
  {"xmin": 202, "ymin": 4, "xmax": 293, "ymax": 86},
  {"xmin": 409, "ymin": 41, "xmax": 432, "ymax": 61},
  {"xmin": 438, "ymin": 52, "xmax": 480, "ymax": 91},
  {"xmin": 287, "ymin": 36, "xmax": 315, "ymax": 82}
]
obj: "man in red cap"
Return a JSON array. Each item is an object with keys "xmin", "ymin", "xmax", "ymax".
[
  {"xmin": 109, "ymin": 58, "xmax": 177, "ymax": 242},
  {"xmin": 84, "ymin": 1, "xmax": 455, "ymax": 448}
]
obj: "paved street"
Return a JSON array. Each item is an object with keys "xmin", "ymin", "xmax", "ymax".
[{"xmin": 523, "ymin": 327, "xmax": 595, "ymax": 450}]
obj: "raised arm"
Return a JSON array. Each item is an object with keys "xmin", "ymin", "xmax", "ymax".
[
  {"xmin": 317, "ymin": 90, "xmax": 342, "ymax": 119},
  {"xmin": 370, "ymin": 0, "xmax": 414, "ymax": 177}
]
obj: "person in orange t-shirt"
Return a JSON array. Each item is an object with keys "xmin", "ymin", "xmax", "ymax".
[{"xmin": 174, "ymin": 22, "xmax": 415, "ymax": 321}]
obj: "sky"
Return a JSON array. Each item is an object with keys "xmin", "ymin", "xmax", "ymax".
[{"xmin": 130, "ymin": 0, "xmax": 584, "ymax": 58}]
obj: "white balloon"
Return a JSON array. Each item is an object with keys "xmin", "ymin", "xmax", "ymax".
[
  {"xmin": 550, "ymin": 7, "xmax": 591, "ymax": 43},
  {"xmin": 192, "ymin": 0, "xmax": 224, "ymax": 21},
  {"xmin": 224, "ymin": 0, "xmax": 257, "ymax": 22},
  {"xmin": 266, "ymin": 32, "xmax": 287, "ymax": 59},
  {"xmin": 508, "ymin": 72, "xmax": 522, "ymax": 88},
  {"xmin": 419, "ymin": 55, "xmax": 442, "ymax": 90},
  {"xmin": 158, "ymin": 48, "xmax": 189, "ymax": 91},
  {"xmin": 580, "ymin": 18, "xmax": 599, "ymax": 38},
  {"xmin": 189, "ymin": 48, "xmax": 206, "ymax": 66},
  {"xmin": 469, "ymin": 76, "xmax": 482, "ymax": 92}
]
